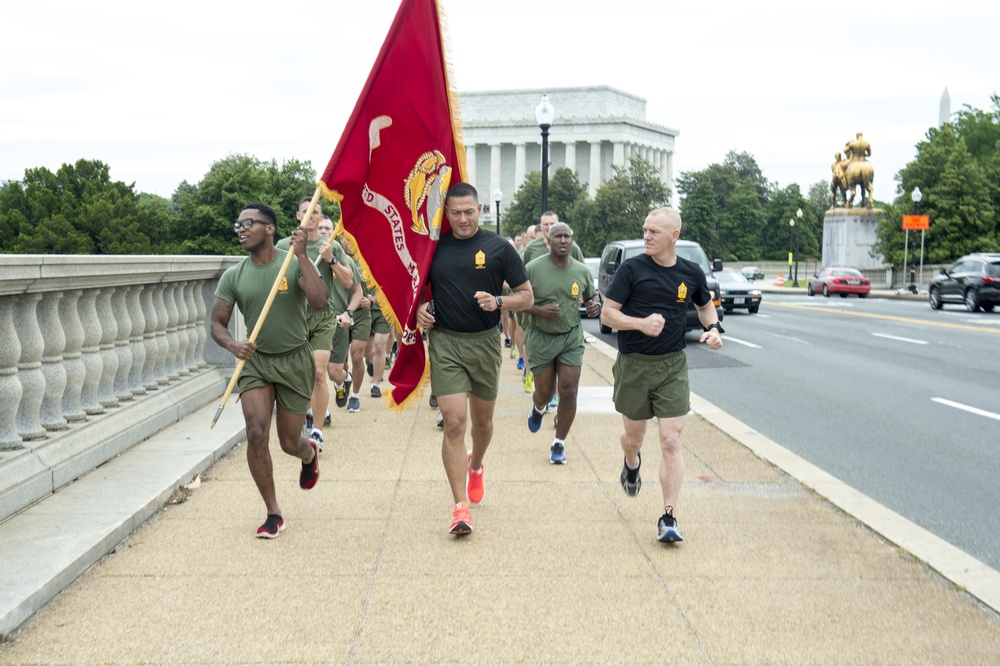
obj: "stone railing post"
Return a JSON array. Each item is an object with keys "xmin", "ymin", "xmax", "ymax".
[
  {"xmin": 163, "ymin": 282, "xmax": 181, "ymax": 381},
  {"xmin": 13, "ymin": 293, "xmax": 46, "ymax": 441},
  {"xmin": 139, "ymin": 286, "xmax": 160, "ymax": 391},
  {"xmin": 95, "ymin": 287, "xmax": 119, "ymax": 409},
  {"xmin": 172, "ymin": 282, "xmax": 191, "ymax": 377},
  {"xmin": 112, "ymin": 286, "xmax": 134, "ymax": 403},
  {"xmin": 0, "ymin": 296, "xmax": 24, "ymax": 450},
  {"xmin": 151, "ymin": 284, "xmax": 170, "ymax": 386},
  {"xmin": 38, "ymin": 291, "xmax": 69, "ymax": 432},
  {"xmin": 182, "ymin": 282, "xmax": 201, "ymax": 372},
  {"xmin": 126, "ymin": 285, "xmax": 147, "ymax": 397},
  {"xmin": 78, "ymin": 289, "xmax": 105, "ymax": 416},
  {"xmin": 59, "ymin": 289, "xmax": 87, "ymax": 423}
]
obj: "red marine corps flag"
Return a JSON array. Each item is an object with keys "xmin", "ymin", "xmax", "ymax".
[{"xmin": 320, "ymin": 0, "xmax": 466, "ymax": 409}]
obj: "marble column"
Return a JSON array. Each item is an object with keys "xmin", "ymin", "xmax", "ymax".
[
  {"xmin": 126, "ymin": 285, "xmax": 147, "ymax": 396},
  {"xmin": 624, "ymin": 143, "xmax": 633, "ymax": 161},
  {"xmin": 613, "ymin": 142, "xmax": 625, "ymax": 168},
  {"xmin": 14, "ymin": 293, "xmax": 46, "ymax": 440},
  {"xmin": 37, "ymin": 291, "xmax": 69, "ymax": 431},
  {"xmin": 514, "ymin": 143, "xmax": 526, "ymax": 190},
  {"xmin": 95, "ymin": 287, "xmax": 119, "ymax": 409},
  {"xmin": 589, "ymin": 141, "xmax": 602, "ymax": 197},
  {"xmin": 59, "ymin": 290, "xmax": 87, "ymax": 423},
  {"xmin": 489, "ymin": 144, "xmax": 501, "ymax": 197},
  {"xmin": 465, "ymin": 144, "xmax": 476, "ymax": 188},
  {"xmin": 0, "ymin": 296, "xmax": 24, "ymax": 450},
  {"xmin": 111, "ymin": 286, "xmax": 134, "ymax": 402},
  {"xmin": 565, "ymin": 142, "xmax": 577, "ymax": 175}
]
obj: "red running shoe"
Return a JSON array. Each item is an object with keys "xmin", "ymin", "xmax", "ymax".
[
  {"xmin": 300, "ymin": 441, "xmax": 319, "ymax": 490},
  {"xmin": 256, "ymin": 514, "xmax": 285, "ymax": 539},
  {"xmin": 466, "ymin": 452, "xmax": 484, "ymax": 504},
  {"xmin": 449, "ymin": 502, "xmax": 473, "ymax": 535}
]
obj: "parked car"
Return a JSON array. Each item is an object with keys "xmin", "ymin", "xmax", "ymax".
[
  {"xmin": 807, "ymin": 267, "xmax": 871, "ymax": 298},
  {"xmin": 579, "ymin": 257, "xmax": 602, "ymax": 317},
  {"xmin": 928, "ymin": 252, "xmax": 1000, "ymax": 312},
  {"xmin": 716, "ymin": 269, "xmax": 762, "ymax": 313},
  {"xmin": 598, "ymin": 239, "xmax": 723, "ymax": 334},
  {"xmin": 740, "ymin": 266, "xmax": 765, "ymax": 281}
]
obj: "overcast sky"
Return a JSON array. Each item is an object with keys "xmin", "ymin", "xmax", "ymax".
[{"xmin": 2, "ymin": 0, "xmax": 997, "ymax": 204}]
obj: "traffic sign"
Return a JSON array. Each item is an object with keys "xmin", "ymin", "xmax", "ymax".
[{"xmin": 902, "ymin": 214, "xmax": 929, "ymax": 230}]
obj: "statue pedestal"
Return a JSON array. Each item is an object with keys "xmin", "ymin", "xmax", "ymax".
[{"xmin": 822, "ymin": 208, "xmax": 883, "ymax": 269}]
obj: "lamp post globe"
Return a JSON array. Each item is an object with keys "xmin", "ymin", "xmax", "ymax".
[
  {"xmin": 535, "ymin": 95, "xmax": 555, "ymax": 213},
  {"xmin": 493, "ymin": 186, "xmax": 503, "ymax": 236}
]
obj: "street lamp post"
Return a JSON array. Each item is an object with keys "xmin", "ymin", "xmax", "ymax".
[
  {"xmin": 911, "ymin": 186, "xmax": 922, "ymax": 294},
  {"xmin": 535, "ymin": 95, "xmax": 555, "ymax": 213},
  {"xmin": 793, "ymin": 208, "xmax": 803, "ymax": 287},
  {"xmin": 493, "ymin": 186, "xmax": 503, "ymax": 236},
  {"xmin": 788, "ymin": 218, "xmax": 795, "ymax": 280}
]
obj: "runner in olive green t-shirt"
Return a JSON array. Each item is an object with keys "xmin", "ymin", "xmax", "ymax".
[
  {"xmin": 211, "ymin": 202, "xmax": 328, "ymax": 539},
  {"xmin": 275, "ymin": 198, "xmax": 354, "ymax": 445},
  {"xmin": 523, "ymin": 222, "xmax": 600, "ymax": 465}
]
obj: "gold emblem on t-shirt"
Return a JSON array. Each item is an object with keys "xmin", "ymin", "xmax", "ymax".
[
  {"xmin": 677, "ymin": 282, "xmax": 687, "ymax": 303},
  {"xmin": 279, "ymin": 276, "xmax": 289, "ymax": 293},
  {"xmin": 475, "ymin": 250, "xmax": 486, "ymax": 269},
  {"xmin": 571, "ymin": 281, "xmax": 579, "ymax": 297}
]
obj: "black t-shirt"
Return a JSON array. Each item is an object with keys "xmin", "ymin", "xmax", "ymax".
[
  {"xmin": 605, "ymin": 253, "xmax": 710, "ymax": 355},
  {"xmin": 428, "ymin": 229, "xmax": 529, "ymax": 333}
]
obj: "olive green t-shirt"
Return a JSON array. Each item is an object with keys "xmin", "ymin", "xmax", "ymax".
[
  {"xmin": 275, "ymin": 236, "xmax": 348, "ymax": 312},
  {"xmin": 524, "ymin": 255, "xmax": 595, "ymax": 334},
  {"xmin": 521, "ymin": 237, "xmax": 585, "ymax": 265},
  {"xmin": 215, "ymin": 249, "xmax": 310, "ymax": 355}
]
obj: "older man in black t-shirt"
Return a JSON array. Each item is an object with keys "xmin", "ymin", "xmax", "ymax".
[
  {"xmin": 416, "ymin": 183, "xmax": 534, "ymax": 536},
  {"xmin": 601, "ymin": 207, "xmax": 723, "ymax": 545}
]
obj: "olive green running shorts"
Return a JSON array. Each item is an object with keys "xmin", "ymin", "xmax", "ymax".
[
  {"xmin": 350, "ymin": 307, "xmax": 372, "ymax": 342},
  {"xmin": 238, "ymin": 344, "xmax": 315, "ymax": 415},
  {"xmin": 612, "ymin": 350, "xmax": 690, "ymax": 421},
  {"xmin": 306, "ymin": 307, "xmax": 336, "ymax": 353},
  {"xmin": 370, "ymin": 308, "xmax": 391, "ymax": 335},
  {"xmin": 429, "ymin": 327, "xmax": 502, "ymax": 401},
  {"xmin": 331, "ymin": 324, "xmax": 349, "ymax": 364},
  {"xmin": 525, "ymin": 324, "xmax": 585, "ymax": 376}
]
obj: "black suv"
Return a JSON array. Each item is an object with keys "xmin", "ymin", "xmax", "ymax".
[
  {"xmin": 598, "ymin": 239, "xmax": 724, "ymax": 334},
  {"xmin": 929, "ymin": 253, "xmax": 1000, "ymax": 312}
]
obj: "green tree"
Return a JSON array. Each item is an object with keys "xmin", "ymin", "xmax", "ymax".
[
  {"xmin": 676, "ymin": 178, "xmax": 718, "ymax": 256},
  {"xmin": 0, "ymin": 159, "xmax": 162, "ymax": 254},
  {"xmin": 168, "ymin": 154, "xmax": 318, "ymax": 255},
  {"xmin": 500, "ymin": 167, "xmax": 588, "ymax": 238},
  {"xmin": 574, "ymin": 156, "xmax": 670, "ymax": 256}
]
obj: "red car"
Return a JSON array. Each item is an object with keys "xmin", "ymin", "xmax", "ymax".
[{"xmin": 807, "ymin": 267, "xmax": 871, "ymax": 298}]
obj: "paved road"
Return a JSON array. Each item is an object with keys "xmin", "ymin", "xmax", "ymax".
[{"xmin": 584, "ymin": 296, "xmax": 1000, "ymax": 570}]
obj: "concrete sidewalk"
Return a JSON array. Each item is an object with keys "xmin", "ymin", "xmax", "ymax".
[{"xmin": 1, "ymin": 339, "xmax": 998, "ymax": 664}]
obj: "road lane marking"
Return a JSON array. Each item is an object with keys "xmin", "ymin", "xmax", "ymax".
[
  {"xmin": 769, "ymin": 302, "xmax": 1000, "ymax": 334},
  {"xmin": 724, "ymin": 336, "xmax": 762, "ymax": 349},
  {"xmin": 872, "ymin": 332, "xmax": 928, "ymax": 345},
  {"xmin": 767, "ymin": 332, "xmax": 811, "ymax": 345},
  {"xmin": 932, "ymin": 397, "xmax": 1000, "ymax": 423}
]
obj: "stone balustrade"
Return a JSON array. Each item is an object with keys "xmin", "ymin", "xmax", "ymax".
[{"xmin": 0, "ymin": 255, "xmax": 242, "ymax": 522}]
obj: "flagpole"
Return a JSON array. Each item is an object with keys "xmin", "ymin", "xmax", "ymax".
[{"xmin": 211, "ymin": 185, "xmax": 324, "ymax": 428}]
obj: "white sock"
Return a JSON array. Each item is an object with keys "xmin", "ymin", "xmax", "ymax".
[
  {"xmin": 553, "ymin": 437, "xmax": 565, "ymax": 446},
  {"xmin": 533, "ymin": 405, "xmax": 546, "ymax": 416},
  {"xmin": 350, "ymin": 392, "xmax": 359, "ymax": 399}
]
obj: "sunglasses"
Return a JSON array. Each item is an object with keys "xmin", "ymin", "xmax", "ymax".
[{"xmin": 233, "ymin": 218, "xmax": 272, "ymax": 233}]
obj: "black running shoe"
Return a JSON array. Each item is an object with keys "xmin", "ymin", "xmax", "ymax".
[
  {"xmin": 429, "ymin": 394, "xmax": 438, "ymax": 409},
  {"xmin": 657, "ymin": 512, "xmax": 684, "ymax": 543},
  {"xmin": 365, "ymin": 357, "xmax": 374, "ymax": 377},
  {"xmin": 620, "ymin": 451, "xmax": 642, "ymax": 497},
  {"xmin": 370, "ymin": 385, "xmax": 382, "ymax": 398}
]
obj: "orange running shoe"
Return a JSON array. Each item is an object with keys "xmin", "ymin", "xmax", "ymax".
[
  {"xmin": 466, "ymin": 452, "xmax": 484, "ymax": 504},
  {"xmin": 449, "ymin": 502, "xmax": 473, "ymax": 535}
]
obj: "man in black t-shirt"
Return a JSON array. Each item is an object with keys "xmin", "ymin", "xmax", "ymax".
[
  {"xmin": 601, "ymin": 207, "xmax": 723, "ymax": 545},
  {"xmin": 416, "ymin": 183, "xmax": 534, "ymax": 536}
]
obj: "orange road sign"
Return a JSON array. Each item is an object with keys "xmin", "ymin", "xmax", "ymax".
[{"xmin": 902, "ymin": 214, "xmax": 929, "ymax": 230}]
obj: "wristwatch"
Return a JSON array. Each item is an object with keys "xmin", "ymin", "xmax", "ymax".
[
  {"xmin": 345, "ymin": 309, "xmax": 355, "ymax": 324},
  {"xmin": 329, "ymin": 255, "xmax": 338, "ymax": 265},
  {"xmin": 704, "ymin": 322, "xmax": 725, "ymax": 334},
  {"xmin": 495, "ymin": 295, "xmax": 504, "ymax": 310}
]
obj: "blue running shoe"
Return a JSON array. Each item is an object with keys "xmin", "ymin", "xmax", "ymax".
[
  {"xmin": 548, "ymin": 394, "xmax": 559, "ymax": 410},
  {"xmin": 657, "ymin": 512, "xmax": 684, "ymax": 543},
  {"xmin": 527, "ymin": 407, "xmax": 544, "ymax": 433},
  {"xmin": 549, "ymin": 442, "xmax": 566, "ymax": 464},
  {"xmin": 516, "ymin": 357, "xmax": 525, "ymax": 371}
]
